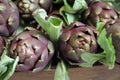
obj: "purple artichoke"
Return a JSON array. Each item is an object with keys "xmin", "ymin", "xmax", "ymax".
[
  {"xmin": 106, "ymin": 19, "xmax": 120, "ymax": 63},
  {"xmin": 59, "ymin": 22, "xmax": 98, "ymax": 65},
  {"xmin": 0, "ymin": 0, "xmax": 19, "ymax": 36},
  {"xmin": 0, "ymin": 36, "xmax": 6, "ymax": 56},
  {"xmin": 84, "ymin": 1, "xmax": 118, "ymax": 27},
  {"xmin": 9, "ymin": 29, "xmax": 54, "ymax": 72},
  {"xmin": 17, "ymin": 0, "xmax": 52, "ymax": 19}
]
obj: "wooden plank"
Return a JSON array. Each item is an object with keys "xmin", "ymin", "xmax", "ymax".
[{"xmin": 10, "ymin": 65, "xmax": 120, "ymax": 80}]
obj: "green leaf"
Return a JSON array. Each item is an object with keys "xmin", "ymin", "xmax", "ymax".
[
  {"xmin": 97, "ymin": 29, "xmax": 115, "ymax": 69},
  {"xmin": 59, "ymin": 0, "xmax": 88, "ymax": 25},
  {"xmin": 54, "ymin": 60, "xmax": 70, "ymax": 80},
  {"xmin": 33, "ymin": 9, "xmax": 63, "ymax": 43},
  {"xmin": 96, "ymin": 22, "xmax": 105, "ymax": 32},
  {"xmin": 0, "ymin": 55, "xmax": 12, "ymax": 77},
  {"xmin": 0, "ymin": 54, "xmax": 19, "ymax": 80},
  {"xmin": 60, "ymin": 11, "xmax": 79, "ymax": 25},
  {"xmin": 61, "ymin": 0, "xmax": 88, "ymax": 14},
  {"xmin": 0, "ymin": 56, "xmax": 19, "ymax": 80},
  {"xmin": 80, "ymin": 52, "xmax": 104, "ymax": 68}
]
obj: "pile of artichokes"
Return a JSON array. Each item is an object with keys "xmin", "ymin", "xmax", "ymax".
[{"xmin": 0, "ymin": 0, "xmax": 120, "ymax": 80}]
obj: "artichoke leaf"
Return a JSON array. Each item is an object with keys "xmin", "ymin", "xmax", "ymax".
[
  {"xmin": 54, "ymin": 60, "xmax": 70, "ymax": 80},
  {"xmin": 61, "ymin": 0, "xmax": 88, "ymax": 14},
  {"xmin": 33, "ymin": 9, "xmax": 63, "ymax": 43},
  {"xmin": 97, "ymin": 29, "xmax": 115, "ymax": 69},
  {"xmin": 60, "ymin": 10, "xmax": 79, "ymax": 25},
  {"xmin": 80, "ymin": 52, "xmax": 104, "ymax": 68},
  {"xmin": 0, "ymin": 56, "xmax": 19, "ymax": 80}
]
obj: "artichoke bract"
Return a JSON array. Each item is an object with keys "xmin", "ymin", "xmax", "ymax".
[
  {"xmin": 0, "ymin": 0, "xmax": 19, "ymax": 36},
  {"xmin": 17, "ymin": 0, "xmax": 52, "ymax": 19},
  {"xmin": 0, "ymin": 36, "xmax": 5, "ymax": 56},
  {"xmin": 59, "ymin": 22, "xmax": 98, "ymax": 65},
  {"xmin": 106, "ymin": 19, "xmax": 120, "ymax": 64},
  {"xmin": 9, "ymin": 29, "xmax": 54, "ymax": 72},
  {"xmin": 84, "ymin": 1, "xmax": 118, "ymax": 27}
]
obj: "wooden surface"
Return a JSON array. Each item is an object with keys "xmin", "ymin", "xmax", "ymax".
[{"xmin": 10, "ymin": 65, "xmax": 120, "ymax": 80}]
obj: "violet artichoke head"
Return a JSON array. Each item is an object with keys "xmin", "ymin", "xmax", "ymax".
[
  {"xmin": 84, "ymin": 1, "xmax": 118, "ymax": 27},
  {"xmin": 0, "ymin": 0, "xmax": 19, "ymax": 36},
  {"xmin": 106, "ymin": 19, "xmax": 120, "ymax": 63},
  {"xmin": 59, "ymin": 22, "xmax": 98, "ymax": 65},
  {"xmin": 17, "ymin": 0, "xmax": 52, "ymax": 19},
  {"xmin": 9, "ymin": 29, "xmax": 54, "ymax": 72}
]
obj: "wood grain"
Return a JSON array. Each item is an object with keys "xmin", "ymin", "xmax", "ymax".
[{"xmin": 10, "ymin": 65, "xmax": 120, "ymax": 80}]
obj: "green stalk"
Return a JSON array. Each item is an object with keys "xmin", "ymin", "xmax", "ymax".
[
  {"xmin": 33, "ymin": 9, "xmax": 63, "ymax": 43},
  {"xmin": 54, "ymin": 60, "xmax": 70, "ymax": 80}
]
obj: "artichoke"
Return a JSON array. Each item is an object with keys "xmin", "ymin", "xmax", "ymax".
[
  {"xmin": 9, "ymin": 29, "xmax": 54, "ymax": 72},
  {"xmin": 0, "ymin": 36, "xmax": 6, "ymax": 56},
  {"xmin": 0, "ymin": 0, "xmax": 19, "ymax": 36},
  {"xmin": 106, "ymin": 19, "xmax": 120, "ymax": 63},
  {"xmin": 17, "ymin": 0, "xmax": 52, "ymax": 19},
  {"xmin": 84, "ymin": 1, "xmax": 118, "ymax": 27},
  {"xmin": 59, "ymin": 21, "xmax": 98, "ymax": 65}
]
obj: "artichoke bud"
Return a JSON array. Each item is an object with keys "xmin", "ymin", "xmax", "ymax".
[
  {"xmin": 59, "ymin": 21, "xmax": 98, "ymax": 65},
  {"xmin": 17, "ymin": 0, "xmax": 52, "ymax": 19},
  {"xmin": 9, "ymin": 29, "xmax": 54, "ymax": 72},
  {"xmin": 83, "ymin": 1, "xmax": 118, "ymax": 27},
  {"xmin": 0, "ymin": 0, "xmax": 19, "ymax": 37}
]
